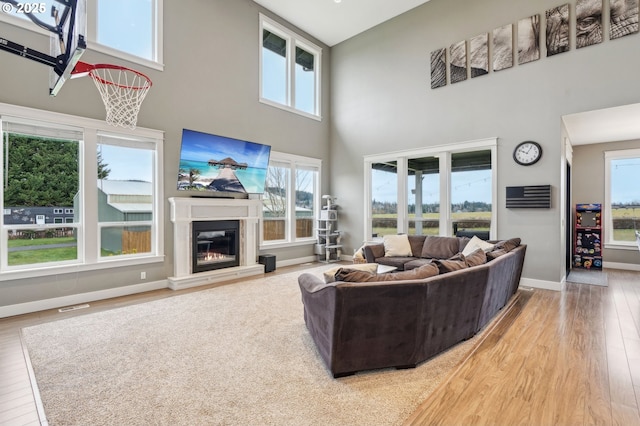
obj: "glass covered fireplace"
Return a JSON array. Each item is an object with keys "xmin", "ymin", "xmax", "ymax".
[{"xmin": 192, "ymin": 220, "xmax": 240, "ymax": 273}]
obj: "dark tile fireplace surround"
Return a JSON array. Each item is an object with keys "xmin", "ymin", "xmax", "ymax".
[{"xmin": 192, "ymin": 220, "xmax": 240, "ymax": 273}]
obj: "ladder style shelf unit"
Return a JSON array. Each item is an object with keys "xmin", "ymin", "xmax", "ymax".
[{"xmin": 315, "ymin": 203, "xmax": 342, "ymax": 263}]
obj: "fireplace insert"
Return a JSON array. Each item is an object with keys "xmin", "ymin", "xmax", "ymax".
[{"xmin": 192, "ymin": 220, "xmax": 240, "ymax": 273}]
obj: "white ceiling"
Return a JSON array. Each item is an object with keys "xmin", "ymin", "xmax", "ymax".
[
  {"xmin": 252, "ymin": 0, "xmax": 432, "ymax": 47},
  {"xmin": 563, "ymin": 103, "xmax": 640, "ymax": 146}
]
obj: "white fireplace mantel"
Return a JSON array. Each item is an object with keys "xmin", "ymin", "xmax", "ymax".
[{"xmin": 168, "ymin": 197, "xmax": 264, "ymax": 290}]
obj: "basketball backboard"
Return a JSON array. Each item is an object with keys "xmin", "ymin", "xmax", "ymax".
[
  {"xmin": 48, "ymin": 0, "xmax": 87, "ymax": 95},
  {"xmin": 0, "ymin": 0, "xmax": 86, "ymax": 94}
]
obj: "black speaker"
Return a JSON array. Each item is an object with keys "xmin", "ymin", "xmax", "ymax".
[{"xmin": 259, "ymin": 254, "xmax": 276, "ymax": 273}]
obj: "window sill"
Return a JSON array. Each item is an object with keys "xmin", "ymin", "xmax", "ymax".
[
  {"xmin": 603, "ymin": 243, "xmax": 638, "ymax": 251},
  {"xmin": 259, "ymin": 98, "xmax": 321, "ymax": 121}
]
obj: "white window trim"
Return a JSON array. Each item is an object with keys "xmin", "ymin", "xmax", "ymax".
[
  {"xmin": 259, "ymin": 13, "xmax": 322, "ymax": 121},
  {"xmin": 364, "ymin": 138, "xmax": 498, "ymax": 240},
  {"xmin": 260, "ymin": 151, "xmax": 321, "ymax": 249},
  {"xmin": 604, "ymin": 148, "xmax": 640, "ymax": 249},
  {"xmin": 0, "ymin": 0, "xmax": 164, "ymax": 71},
  {"xmin": 0, "ymin": 102, "xmax": 164, "ymax": 281}
]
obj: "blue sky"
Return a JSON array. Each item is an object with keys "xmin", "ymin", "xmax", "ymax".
[
  {"xmin": 611, "ymin": 158, "xmax": 640, "ymax": 204},
  {"xmin": 179, "ymin": 129, "xmax": 271, "ymax": 169},
  {"xmin": 10, "ymin": 0, "xmax": 153, "ymax": 60}
]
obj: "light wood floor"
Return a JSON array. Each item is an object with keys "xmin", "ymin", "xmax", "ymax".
[
  {"xmin": 406, "ymin": 268, "xmax": 640, "ymax": 425},
  {"xmin": 1, "ymin": 266, "xmax": 639, "ymax": 426}
]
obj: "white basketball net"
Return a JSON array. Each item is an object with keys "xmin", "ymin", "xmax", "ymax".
[{"xmin": 89, "ymin": 66, "xmax": 152, "ymax": 129}]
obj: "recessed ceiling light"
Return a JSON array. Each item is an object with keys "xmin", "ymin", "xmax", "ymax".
[{"xmin": 334, "ymin": 0, "xmax": 342, "ymax": 3}]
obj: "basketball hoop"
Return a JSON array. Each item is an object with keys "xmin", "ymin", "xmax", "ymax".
[{"xmin": 74, "ymin": 63, "xmax": 152, "ymax": 129}]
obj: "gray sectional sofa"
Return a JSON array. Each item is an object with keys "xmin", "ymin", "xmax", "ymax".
[{"xmin": 298, "ymin": 235, "xmax": 526, "ymax": 378}]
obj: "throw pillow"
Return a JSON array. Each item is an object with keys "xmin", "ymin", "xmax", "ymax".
[
  {"xmin": 461, "ymin": 235, "xmax": 495, "ymax": 257},
  {"xmin": 492, "ymin": 237, "xmax": 521, "ymax": 253},
  {"xmin": 433, "ymin": 256, "xmax": 468, "ymax": 274},
  {"xmin": 335, "ymin": 262, "xmax": 439, "ymax": 282},
  {"xmin": 487, "ymin": 249, "xmax": 508, "ymax": 260},
  {"xmin": 323, "ymin": 262, "xmax": 378, "ymax": 283},
  {"xmin": 420, "ymin": 236, "xmax": 460, "ymax": 259},
  {"xmin": 383, "ymin": 234, "xmax": 413, "ymax": 257},
  {"xmin": 464, "ymin": 248, "xmax": 487, "ymax": 267}
]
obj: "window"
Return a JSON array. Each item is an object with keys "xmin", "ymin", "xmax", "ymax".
[
  {"xmin": 97, "ymin": 135, "xmax": 156, "ymax": 258},
  {"xmin": 408, "ymin": 156, "xmax": 439, "ymax": 236},
  {"xmin": 260, "ymin": 14, "xmax": 322, "ymax": 119},
  {"xmin": 1, "ymin": 119, "xmax": 82, "ymax": 268},
  {"xmin": 365, "ymin": 139, "xmax": 497, "ymax": 239},
  {"xmin": 371, "ymin": 161, "xmax": 398, "ymax": 237},
  {"xmin": 0, "ymin": 103, "xmax": 163, "ymax": 278},
  {"xmin": 262, "ymin": 152, "xmax": 320, "ymax": 246},
  {"xmin": 0, "ymin": 0, "xmax": 163, "ymax": 68},
  {"xmin": 604, "ymin": 149, "xmax": 640, "ymax": 247}
]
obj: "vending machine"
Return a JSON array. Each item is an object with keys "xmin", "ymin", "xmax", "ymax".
[{"xmin": 574, "ymin": 203, "xmax": 602, "ymax": 270}]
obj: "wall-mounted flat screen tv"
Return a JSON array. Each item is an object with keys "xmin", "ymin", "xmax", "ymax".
[{"xmin": 177, "ymin": 129, "xmax": 271, "ymax": 195}]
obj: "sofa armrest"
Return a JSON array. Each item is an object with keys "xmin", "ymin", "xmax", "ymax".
[
  {"xmin": 363, "ymin": 244, "xmax": 385, "ymax": 262},
  {"xmin": 298, "ymin": 272, "xmax": 337, "ymax": 293}
]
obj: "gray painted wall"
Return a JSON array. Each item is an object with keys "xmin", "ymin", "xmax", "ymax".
[
  {"xmin": 0, "ymin": 0, "xmax": 330, "ymax": 307},
  {"xmin": 330, "ymin": 0, "xmax": 640, "ymax": 284}
]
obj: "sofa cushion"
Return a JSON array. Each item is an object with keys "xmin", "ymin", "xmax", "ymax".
[
  {"xmin": 408, "ymin": 235, "xmax": 427, "ymax": 257},
  {"xmin": 335, "ymin": 262, "xmax": 439, "ymax": 283},
  {"xmin": 421, "ymin": 236, "xmax": 460, "ymax": 259},
  {"xmin": 462, "ymin": 235, "xmax": 495, "ymax": 256},
  {"xmin": 464, "ymin": 248, "xmax": 487, "ymax": 267},
  {"xmin": 433, "ymin": 254, "xmax": 468, "ymax": 273},
  {"xmin": 404, "ymin": 258, "xmax": 434, "ymax": 270},
  {"xmin": 375, "ymin": 256, "xmax": 414, "ymax": 271},
  {"xmin": 383, "ymin": 234, "xmax": 413, "ymax": 257},
  {"xmin": 322, "ymin": 263, "xmax": 378, "ymax": 283}
]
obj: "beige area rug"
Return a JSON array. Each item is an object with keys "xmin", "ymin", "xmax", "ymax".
[{"xmin": 21, "ymin": 265, "xmax": 482, "ymax": 426}]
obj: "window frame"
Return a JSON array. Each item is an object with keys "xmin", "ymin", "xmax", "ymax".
[
  {"xmin": 0, "ymin": 102, "xmax": 164, "ymax": 280},
  {"xmin": 260, "ymin": 151, "xmax": 321, "ymax": 249},
  {"xmin": 364, "ymin": 138, "xmax": 498, "ymax": 240},
  {"xmin": 0, "ymin": 0, "xmax": 164, "ymax": 70},
  {"xmin": 259, "ymin": 13, "xmax": 322, "ymax": 121},
  {"xmin": 604, "ymin": 148, "xmax": 640, "ymax": 250}
]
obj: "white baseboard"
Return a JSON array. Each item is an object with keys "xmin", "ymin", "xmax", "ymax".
[
  {"xmin": 0, "ymin": 280, "xmax": 168, "ymax": 319},
  {"xmin": 603, "ymin": 261, "xmax": 640, "ymax": 272},
  {"xmin": 275, "ymin": 256, "xmax": 317, "ymax": 268},
  {"xmin": 519, "ymin": 277, "xmax": 564, "ymax": 292}
]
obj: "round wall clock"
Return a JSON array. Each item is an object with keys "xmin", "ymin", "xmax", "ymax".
[{"xmin": 513, "ymin": 141, "xmax": 542, "ymax": 166}]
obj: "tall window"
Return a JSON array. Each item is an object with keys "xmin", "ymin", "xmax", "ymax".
[
  {"xmin": 451, "ymin": 151, "xmax": 492, "ymax": 236},
  {"xmin": 408, "ymin": 156, "xmax": 439, "ymax": 236},
  {"xmin": 0, "ymin": 0, "xmax": 163, "ymax": 67},
  {"xmin": 0, "ymin": 104, "xmax": 163, "ymax": 277},
  {"xmin": 365, "ymin": 140, "xmax": 497, "ymax": 239},
  {"xmin": 604, "ymin": 149, "xmax": 640, "ymax": 247},
  {"xmin": 1, "ymin": 120, "xmax": 81, "ymax": 268},
  {"xmin": 96, "ymin": 0, "xmax": 160, "ymax": 63},
  {"xmin": 262, "ymin": 152, "xmax": 320, "ymax": 246},
  {"xmin": 260, "ymin": 14, "xmax": 322, "ymax": 119},
  {"xmin": 371, "ymin": 162, "xmax": 398, "ymax": 238},
  {"xmin": 97, "ymin": 134, "xmax": 156, "ymax": 258}
]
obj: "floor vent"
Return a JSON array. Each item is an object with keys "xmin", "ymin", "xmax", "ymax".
[{"xmin": 58, "ymin": 304, "xmax": 90, "ymax": 313}]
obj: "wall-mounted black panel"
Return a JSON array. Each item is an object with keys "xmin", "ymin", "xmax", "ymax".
[{"xmin": 506, "ymin": 185, "xmax": 551, "ymax": 208}]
